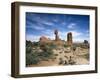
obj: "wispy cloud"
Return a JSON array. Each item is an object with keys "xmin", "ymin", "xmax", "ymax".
[
  {"xmin": 41, "ymin": 20, "xmax": 54, "ymax": 26},
  {"xmin": 41, "ymin": 29, "xmax": 55, "ymax": 40},
  {"xmin": 74, "ymin": 38, "xmax": 88, "ymax": 42},
  {"xmin": 42, "ymin": 29, "xmax": 53, "ymax": 34},
  {"xmin": 59, "ymin": 30, "xmax": 83, "ymax": 41},
  {"xmin": 26, "ymin": 30, "xmax": 89, "ymax": 42},
  {"xmin": 67, "ymin": 30, "xmax": 82, "ymax": 37},
  {"xmin": 26, "ymin": 13, "xmax": 89, "ymax": 42},
  {"xmin": 27, "ymin": 25, "xmax": 45, "ymax": 30},
  {"xmin": 26, "ymin": 34, "xmax": 41, "ymax": 42},
  {"xmin": 67, "ymin": 23, "xmax": 76, "ymax": 29},
  {"xmin": 32, "ymin": 26, "xmax": 45, "ymax": 30},
  {"xmin": 68, "ymin": 30, "xmax": 89, "ymax": 42}
]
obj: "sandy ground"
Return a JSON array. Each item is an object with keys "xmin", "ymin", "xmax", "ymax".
[{"xmin": 27, "ymin": 47, "xmax": 89, "ymax": 67}]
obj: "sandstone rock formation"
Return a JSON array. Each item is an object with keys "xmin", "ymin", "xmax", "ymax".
[
  {"xmin": 67, "ymin": 32, "xmax": 73, "ymax": 46},
  {"xmin": 39, "ymin": 30, "xmax": 73, "ymax": 46}
]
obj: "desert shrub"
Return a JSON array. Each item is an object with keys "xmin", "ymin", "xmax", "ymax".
[
  {"xmin": 39, "ymin": 44, "xmax": 54, "ymax": 61},
  {"xmin": 26, "ymin": 40, "xmax": 40, "ymax": 65},
  {"xmin": 41, "ymin": 47, "xmax": 53, "ymax": 58},
  {"xmin": 68, "ymin": 56, "xmax": 76, "ymax": 65},
  {"xmin": 33, "ymin": 42, "xmax": 39, "ymax": 47},
  {"xmin": 26, "ymin": 48, "xmax": 41, "ymax": 65},
  {"xmin": 63, "ymin": 44, "xmax": 67, "ymax": 48},
  {"xmin": 83, "ymin": 53, "xmax": 89, "ymax": 60},
  {"xmin": 26, "ymin": 40, "xmax": 33, "ymax": 47},
  {"xmin": 49, "ymin": 43, "xmax": 57, "ymax": 49},
  {"xmin": 26, "ymin": 41, "xmax": 54, "ymax": 66},
  {"xmin": 26, "ymin": 46, "xmax": 33, "ymax": 54},
  {"xmin": 54, "ymin": 54, "xmax": 58, "ymax": 56},
  {"xmin": 63, "ymin": 44, "xmax": 70, "ymax": 48},
  {"xmin": 26, "ymin": 40, "xmax": 33, "ymax": 54},
  {"xmin": 73, "ymin": 46, "xmax": 76, "ymax": 51},
  {"xmin": 26, "ymin": 52, "xmax": 40, "ymax": 65}
]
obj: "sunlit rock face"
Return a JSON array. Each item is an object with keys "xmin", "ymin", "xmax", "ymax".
[
  {"xmin": 40, "ymin": 36, "xmax": 49, "ymax": 43},
  {"xmin": 39, "ymin": 36, "xmax": 52, "ymax": 45}
]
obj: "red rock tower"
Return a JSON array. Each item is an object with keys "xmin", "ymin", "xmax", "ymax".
[
  {"xmin": 67, "ymin": 32, "xmax": 73, "ymax": 46},
  {"xmin": 54, "ymin": 29, "xmax": 59, "ymax": 41}
]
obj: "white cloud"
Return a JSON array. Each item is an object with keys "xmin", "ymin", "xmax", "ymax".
[
  {"xmin": 43, "ymin": 21, "xmax": 54, "ymax": 26},
  {"xmin": 46, "ymin": 35, "xmax": 55, "ymax": 40},
  {"xmin": 67, "ymin": 30, "xmax": 89, "ymax": 42},
  {"xmin": 26, "ymin": 29, "xmax": 89, "ymax": 42},
  {"xmin": 28, "ymin": 22, "xmax": 45, "ymax": 30},
  {"xmin": 86, "ymin": 30, "xmax": 89, "ymax": 33},
  {"xmin": 53, "ymin": 19, "xmax": 58, "ymax": 22},
  {"xmin": 26, "ymin": 34, "xmax": 41, "ymax": 42},
  {"xmin": 74, "ymin": 37, "xmax": 89, "ymax": 42},
  {"xmin": 62, "ymin": 22, "xmax": 67, "ymax": 25},
  {"xmin": 32, "ymin": 15, "xmax": 54, "ymax": 26},
  {"xmin": 67, "ymin": 30, "xmax": 82, "ymax": 37},
  {"xmin": 33, "ymin": 26, "xmax": 45, "ymax": 30},
  {"xmin": 41, "ymin": 29, "xmax": 55, "ymax": 40},
  {"xmin": 41, "ymin": 29, "xmax": 51, "ymax": 35},
  {"xmin": 26, "ymin": 29, "xmax": 55, "ymax": 42},
  {"xmin": 26, "ymin": 34, "xmax": 55, "ymax": 42},
  {"xmin": 59, "ymin": 31, "xmax": 67, "ymax": 40},
  {"xmin": 67, "ymin": 23, "xmax": 76, "ymax": 29},
  {"xmin": 59, "ymin": 30, "xmax": 89, "ymax": 42}
]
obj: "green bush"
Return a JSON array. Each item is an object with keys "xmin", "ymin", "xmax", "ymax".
[
  {"xmin": 26, "ymin": 40, "xmax": 33, "ymax": 47},
  {"xmin": 26, "ymin": 41, "xmax": 54, "ymax": 66},
  {"xmin": 83, "ymin": 53, "xmax": 89, "ymax": 60},
  {"xmin": 49, "ymin": 43, "xmax": 57, "ymax": 49},
  {"xmin": 40, "ymin": 45, "xmax": 54, "ymax": 58},
  {"xmin": 26, "ymin": 53, "xmax": 39, "ymax": 65},
  {"xmin": 26, "ymin": 50, "xmax": 40, "ymax": 66},
  {"xmin": 33, "ymin": 42, "xmax": 39, "ymax": 47},
  {"xmin": 26, "ymin": 46, "xmax": 32, "ymax": 54},
  {"xmin": 63, "ymin": 44, "xmax": 69, "ymax": 48}
]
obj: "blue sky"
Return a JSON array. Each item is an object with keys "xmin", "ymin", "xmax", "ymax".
[{"xmin": 26, "ymin": 12, "xmax": 89, "ymax": 42}]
